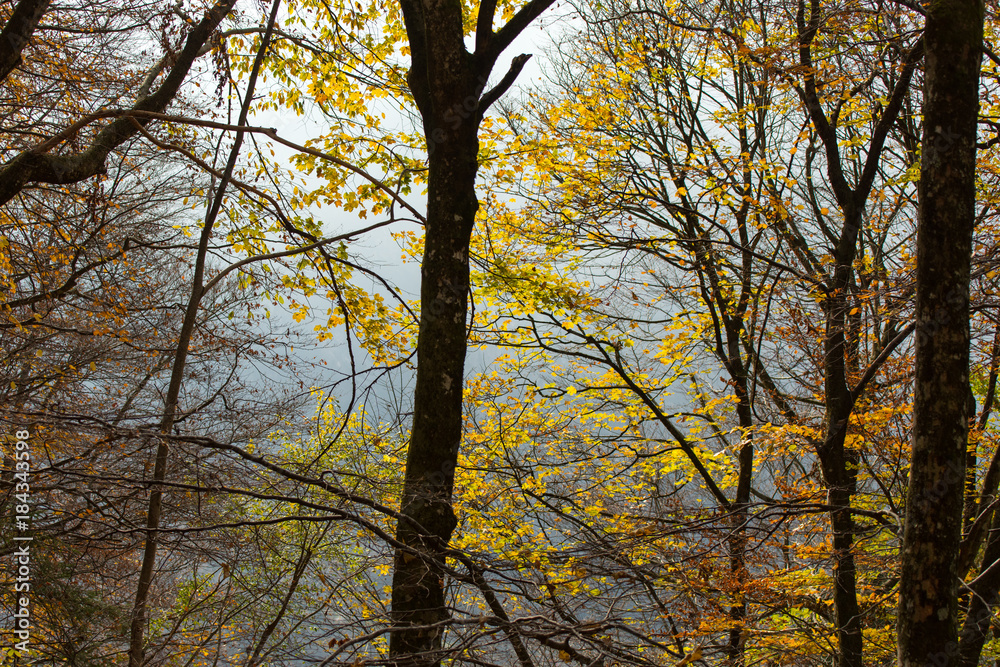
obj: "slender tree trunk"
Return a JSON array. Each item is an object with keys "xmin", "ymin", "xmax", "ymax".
[
  {"xmin": 127, "ymin": 4, "xmax": 278, "ymax": 662},
  {"xmin": 727, "ymin": 391, "xmax": 752, "ymax": 667},
  {"xmin": 688, "ymin": 216, "xmax": 755, "ymax": 667},
  {"xmin": 818, "ymin": 430, "xmax": 862, "ymax": 667},
  {"xmin": 897, "ymin": 1, "xmax": 982, "ymax": 665},
  {"xmin": 794, "ymin": 1, "xmax": 923, "ymax": 661},
  {"xmin": 817, "ymin": 204, "xmax": 865, "ymax": 667},
  {"xmin": 958, "ymin": 509, "xmax": 1000, "ymax": 667},
  {"xmin": 725, "ymin": 331, "xmax": 753, "ymax": 667}
]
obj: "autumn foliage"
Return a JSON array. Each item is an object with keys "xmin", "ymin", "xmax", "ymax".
[{"xmin": 1, "ymin": 0, "xmax": 999, "ymax": 666}]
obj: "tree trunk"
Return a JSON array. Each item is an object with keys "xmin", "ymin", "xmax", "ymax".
[
  {"xmin": 818, "ymin": 202, "xmax": 865, "ymax": 667},
  {"xmin": 388, "ymin": 87, "xmax": 479, "ymax": 664},
  {"xmin": 127, "ymin": 4, "xmax": 275, "ymax": 663},
  {"xmin": 958, "ymin": 508, "xmax": 1000, "ymax": 667},
  {"xmin": 819, "ymin": 341, "xmax": 863, "ymax": 667},
  {"xmin": 897, "ymin": 1, "xmax": 982, "ymax": 664},
  {"xmin": 794, "ymin": 1, "xmax": 924, "ymax": 661},
  {"xmin": 388, "ymin": 0, "xmax": 553, "ymax": 663}
]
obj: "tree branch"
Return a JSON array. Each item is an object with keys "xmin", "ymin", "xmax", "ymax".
[
  {"xmin": 478, "ymin": 53, "xmax": 532, "ymax": 119},
  {"xmin": 0, "ymin": 0, "xmax": 50, "ymax": 83},
  {"xmin": 0, "ymin": 0, "xmax": 237, "ymax": 206},
  {"xmin": 478, "ymin": 0, "xmax": 557, "ymax": 67}
]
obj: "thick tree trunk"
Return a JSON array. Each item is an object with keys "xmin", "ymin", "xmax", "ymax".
[
  {"xmin": 897, "ymin": 2, "xmax": 982, "ymax": 665},
  {"xmin": 388, "ymin": 102, "xmax": 479, "ymax": 664},
  {"xmin": 387, "ymin": 9, "xmax": 482, "ymax": 660},
  {"xmin": 388, "ymin": 0, "xmax": 553, "ymax": 663}
]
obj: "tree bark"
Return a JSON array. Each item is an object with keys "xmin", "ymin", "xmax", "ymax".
[
  {"xmin": 388, "ymin": 0, "xmax": 553, "ymax": 663},
  {"xmin": 897, "ymin": 1, "xmax": 983, "ymax": 664}
]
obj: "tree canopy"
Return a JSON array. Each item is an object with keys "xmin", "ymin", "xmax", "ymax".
[{"xmin": 0, "ymin": 0, "xmax": 997, "ymax": 666}]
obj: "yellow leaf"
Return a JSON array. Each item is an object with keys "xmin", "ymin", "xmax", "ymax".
[{"xmin": 676, "ymin": 648, "xmax": 703, "ymax": 666}]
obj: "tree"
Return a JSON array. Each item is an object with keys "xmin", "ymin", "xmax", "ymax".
[
  {"xmin": 126, "ymin": 2, "xmax": 284, "ymax": 663},
  {"xmin": 379, "ymin": 1, "xmax": 559, "ymax": 665},
  {"xmin": 7, "ymin": 0, "xmax": 1000, "ymax": 664},
  {"xmin": 0, "ymin": 0, "xmax": 238, "ymax": 205},
  {"xmin": 471, "ymin": 0, "xmax": 929, "ymax": 663},
  {"xmin": 897, "ymin": 1, "xmax": 984, "ymax": 665},
  {"xmin": 0, "ymin": 1, "xmax": 329, "ymax": 663}
]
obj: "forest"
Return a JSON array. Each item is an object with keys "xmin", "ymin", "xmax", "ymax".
[{"xmin": 0, "ymin": 0, "xmax": 993, "ymax": 664}]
